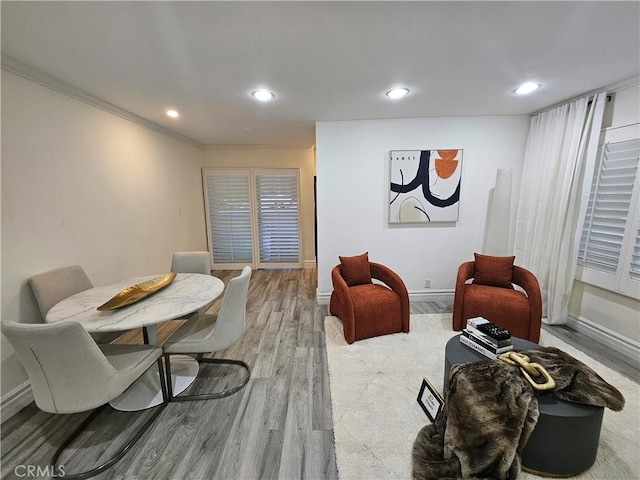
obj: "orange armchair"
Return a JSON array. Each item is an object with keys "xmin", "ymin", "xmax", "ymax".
[
  {"xmin": 330, "ymin": 255, "xmax": 410, "ymax": 344},
  {"xmin": 452, "ymin": 254, "xmax": 542, "ymax": 343}
]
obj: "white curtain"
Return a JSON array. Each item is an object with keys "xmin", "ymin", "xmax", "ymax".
[{"xmin": 514, "ymin": 92, "xmax": 607, "ymax": 325}]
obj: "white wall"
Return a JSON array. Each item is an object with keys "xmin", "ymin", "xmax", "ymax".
[
  {"xmin": 1, "ymin": 71, "xmax": 206, "ymax": 410},
  {"xmin": 201, "ymin": 146, "xmax": 317, "ymax": 268},
  {"xmin": 568, "ymin": 81, "xmax": 640, "ymax": 349},
  {"xmin": 315, "ymin": 115, "xmax": 530, "ymax": 297}
]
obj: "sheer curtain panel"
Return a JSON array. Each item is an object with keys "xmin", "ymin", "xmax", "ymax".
[{"xmin": 514, "ymin": 92, "xmax": 608, "ymax": 325}]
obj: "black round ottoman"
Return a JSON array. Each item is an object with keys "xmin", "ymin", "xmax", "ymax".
[{"xmin": 444, "ymin": 335, "xmax": 604, "ymax": 477}]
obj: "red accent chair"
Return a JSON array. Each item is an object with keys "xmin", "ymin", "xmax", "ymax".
[
  {"xmin": 452, "ymin": 254, "xmax": 542, "ymax": 343},
  {"xmin": 330, "ymin": 256, "xmax": 410, "ymax": 344}
]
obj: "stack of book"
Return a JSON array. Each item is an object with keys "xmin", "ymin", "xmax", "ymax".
[{"xmin": 460, "ymin": 317, "xmax": 513, "ymax": 359}]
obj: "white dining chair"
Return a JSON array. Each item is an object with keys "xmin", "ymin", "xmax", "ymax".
[
  {"xmin": 170, "ymin": 251, "xmax": 213, "ymax": 318},
  {"xmin": 29, "ymin": 266, "xmax": 122, "ymax": 344},
  {"xmin": 162, "ymin": 266, "xmax": 252, "ymax": 401},
  {"xmin": 1, "ymin": 319, "xmax": 168, "ymax": 479},
  {"xmin": 170, "ymin": 251, "xmax": 211, "ymax": 275}
]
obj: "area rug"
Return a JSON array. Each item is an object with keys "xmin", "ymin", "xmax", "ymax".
[{"xmin": 325, "ymin": 313, "xmax": 639, "ymax": 479}]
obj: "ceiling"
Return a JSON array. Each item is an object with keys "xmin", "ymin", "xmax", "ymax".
[{"xmin": 2, "ymin": 1, "xmax": 639, "ymax": 148}]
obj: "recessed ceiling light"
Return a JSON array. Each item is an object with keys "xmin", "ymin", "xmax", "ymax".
[
  {"xmin": 386, "ymin": 88, "xmax": 410, "ymax": 99},
  {"xmin": 166, "ymin": 109, "xmax": 179, "ymax": 118},
  {"xmin": 252, "ymin": 89, "xmax": 275, "ymax": 101},
  {"xmin": 515, "ymin": 82, "xmax": 541, "ymax": 95}
]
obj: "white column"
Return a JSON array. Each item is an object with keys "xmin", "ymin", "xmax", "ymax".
[{"xmin": 483, "ymin": 168, "xmax": 513, "ymax": 256}]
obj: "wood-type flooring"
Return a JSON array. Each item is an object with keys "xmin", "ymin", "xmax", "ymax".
[{"xmin": 1, "ymin": 268, "xmax": 636, "ymax": 479}]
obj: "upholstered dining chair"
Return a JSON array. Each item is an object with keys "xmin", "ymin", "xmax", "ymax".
[
  {"xmin": 330, "ymin": 252, "xmax": 410, "ymax": 344},
  {"xmin": 452, "ymin": 253, "xmax": 542, "ymax": 343},
  {"xmin": 163, "ymin": 265, "xmax": 252, "ymax": 401},
  {"xmin": 1, "ymin": 319, "xmax": 168, "ymax": 479},
  {"xmin": 29, "ymin": 266, "xmax": 122, "ymax": 344},
  {"xmin": 170, "ymin": 251, "xmax": 213, "ymax": 317},
  {"xmin": 170, "ymin": 251, "xmax": 211, "ymax": 275}
]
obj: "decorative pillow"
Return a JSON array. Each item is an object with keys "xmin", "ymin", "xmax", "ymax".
[
  {"xmin": 472, "ymin": 253, "xmax": 515, "ymax": 289},
  {"xmin": 339, "ymin": 252, "xmax": 372, "ymax": 286}
]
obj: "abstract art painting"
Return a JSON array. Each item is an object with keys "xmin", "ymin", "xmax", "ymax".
[{"xmin": 389, "ymin": 149, "xmax": 462, "ymax": 223}]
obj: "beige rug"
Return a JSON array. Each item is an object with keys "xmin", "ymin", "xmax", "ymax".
[{"xmin": 325, "ymin": 313, "xmax": 640, "ymax": 479}]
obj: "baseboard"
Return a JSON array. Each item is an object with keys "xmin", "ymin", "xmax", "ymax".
[
  {"xmin": 567, "ymin": 314, "xmax": 640, "ymax": 363},
  {"xmin": 1, "ymin": 381, "xmax": 33, "ymax": 424},
  {"xmin": 316, "ymin": 289, "xmax": 330, "ymax": 305},
  {"xmin": 303, "ymin": 260, "xmax": 317, "ymax": 269},
  {"xmin": 408, "ymin": 289, "xmax": 454, "ymax": 303},
  {"xmin": 316, "ymin": 289, "xmax": 454, "ymax": 305}
]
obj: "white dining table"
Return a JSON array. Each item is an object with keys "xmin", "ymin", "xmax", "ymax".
[{"xmin": 46, "ymin": 273, "xmax": 224, "ymax": 411}]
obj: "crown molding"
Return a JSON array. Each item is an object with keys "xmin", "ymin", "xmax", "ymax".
[
  {"xmin": 202, "ymin": 143, "xmax": 315, "ymax": 150},
  {"xmin": 1, "ymin": 54, "xmax": 201, "ymax": 147}
]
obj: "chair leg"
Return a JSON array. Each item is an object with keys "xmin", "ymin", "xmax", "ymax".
[
  {"xmin": 164, "ymin": 353, "xmax": 250, "ymax": 402},
  {"xmin": 164, "ymin": 353, "xmax": 175, "ymax": 400},
  {"xmin": 52, "ymin": 361, "xmax": 168, "ymax": 480},
  {"xmin": 157, "ymin": 357, "xmax": 169, "ymax": 403}
]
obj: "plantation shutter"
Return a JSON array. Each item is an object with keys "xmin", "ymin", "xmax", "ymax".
[
  {"xmin": 579, "ymin": 139, "xmax": 639, "ymax": 273},
  {"xmin": 578, "ymin": 139, "xmax": 640, "ymax": 298},
  {"xmin": 202, "ymin": 168, "xmax": 302, "ymax": 270},
  {"xmin": 204, "ymin": 171, "xmax": 253, "ymax": 266},
  {"xmin": 629, "ymin": 227, "xmax": 640, "ymax": 282},
  {"xmin": 255, "ymin": 170, "xmax": 300, "ymax": 267}
]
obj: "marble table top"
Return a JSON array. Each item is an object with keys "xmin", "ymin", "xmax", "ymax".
[{"xmin": 46, "ymin": 273, "xmax": 224, "ymax": 333}]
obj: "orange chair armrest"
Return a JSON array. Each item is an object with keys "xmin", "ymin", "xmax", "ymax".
[
  {"xmin": 330, "ymin": 265, "xmax": 357, "ymax": 342},
  {"xmin": 370, "ymin": 263, "xmax": 406, "ymax": 296},
  {"xmin": 370, "ymin": 262, "xmax": 410, "ymax": 332},
  {"xmin": 331, "ymin": 265, "xmax": 352, "ymax": 306},
  {"xmin": 452, "ymin": 261, "xmax": 475, "ymax": 331},
  {"xmin": 512, "ymin": 265, "xmax": 542, "ymax": 343}
]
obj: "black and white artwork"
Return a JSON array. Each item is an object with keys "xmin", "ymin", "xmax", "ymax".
[{"xmin": 389, "ymin": 149, "xmax": 462, "ymax": 223}]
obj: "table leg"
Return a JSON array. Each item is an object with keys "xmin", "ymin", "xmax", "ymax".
[
  {"xmin": 109, "ymin": 356, "xmax": 199, "ymax": 411},
  {"xmin": 109, "ymin": 326, "xmax": 199, "ymax": 411},
  {"xmin": 143, "ymin": 325, "xmax": 157, "ymax": 344}
]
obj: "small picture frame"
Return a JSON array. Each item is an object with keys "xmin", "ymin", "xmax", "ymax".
[{"xmin": 417, "ymin": 377, "xmax": 445, "ymax": 422}]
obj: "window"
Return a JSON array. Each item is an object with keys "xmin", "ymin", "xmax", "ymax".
[
  {"xmin": 204, "ymin": 170, "xmax": 253, "ymax": 266},
  {"xmin": 578, "ymin": 134, "xmax": 640, "ymax": 299},
  {"xmin": 255, "ymin": 171, "xmax": 300, "ymax": 264},
  {"xmin": 202, "ymin": 168, "xmax": 301, "ymax": 269}
]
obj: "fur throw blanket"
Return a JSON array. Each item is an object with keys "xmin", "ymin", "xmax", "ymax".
[{"xmin": 412, "ymin": 346, "xmax": 625, "ymax": 480}]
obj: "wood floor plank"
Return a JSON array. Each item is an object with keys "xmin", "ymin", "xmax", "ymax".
[
  {"xmin": 277, "ymin": 347, "xmax": 313, "ymax": 480},
  {"xmin": 213, "ymin": 379, "xmax": 269, "ymax": 479},
  {"xmin": 312, "ymin": 333, "xmax": 333, "ymax": 431},
  {"xmin": 256, "ymin": 429, "xmax": 286, "ymax": 480},
  {"xmin": 309, "ymin": 430, "xmax": 338, "ymax": 480},
  {"xmin": 253, "ymin": 312, "xmax": 284, "ymax": 379}
]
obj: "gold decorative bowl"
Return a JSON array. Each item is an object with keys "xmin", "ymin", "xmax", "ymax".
[{"xmin": 97, "ymin": 272, "xmax": 177, "ymax": 311}]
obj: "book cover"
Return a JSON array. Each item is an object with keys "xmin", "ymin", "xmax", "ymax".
[
  {"xmin": 462, "ymin": 329, "xmax": 513, "ymax": 355},
  {"xmin": 466, "ymin": 324, "xmax": 512, "ymax": 347},
  {"xmin": 466, "ymin": 317, "xmax": 511, "ymax": 345},
  {"xmin": 467, "ymin": 317, "xmax": 490, "ymax": 328},
  {"xmin": 462, "ymin": 330, "xmax": 513, "ymax": 354},
  {"xmin": 459, "ymin": 334, "xmax": 498, "ymax": 359}
]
